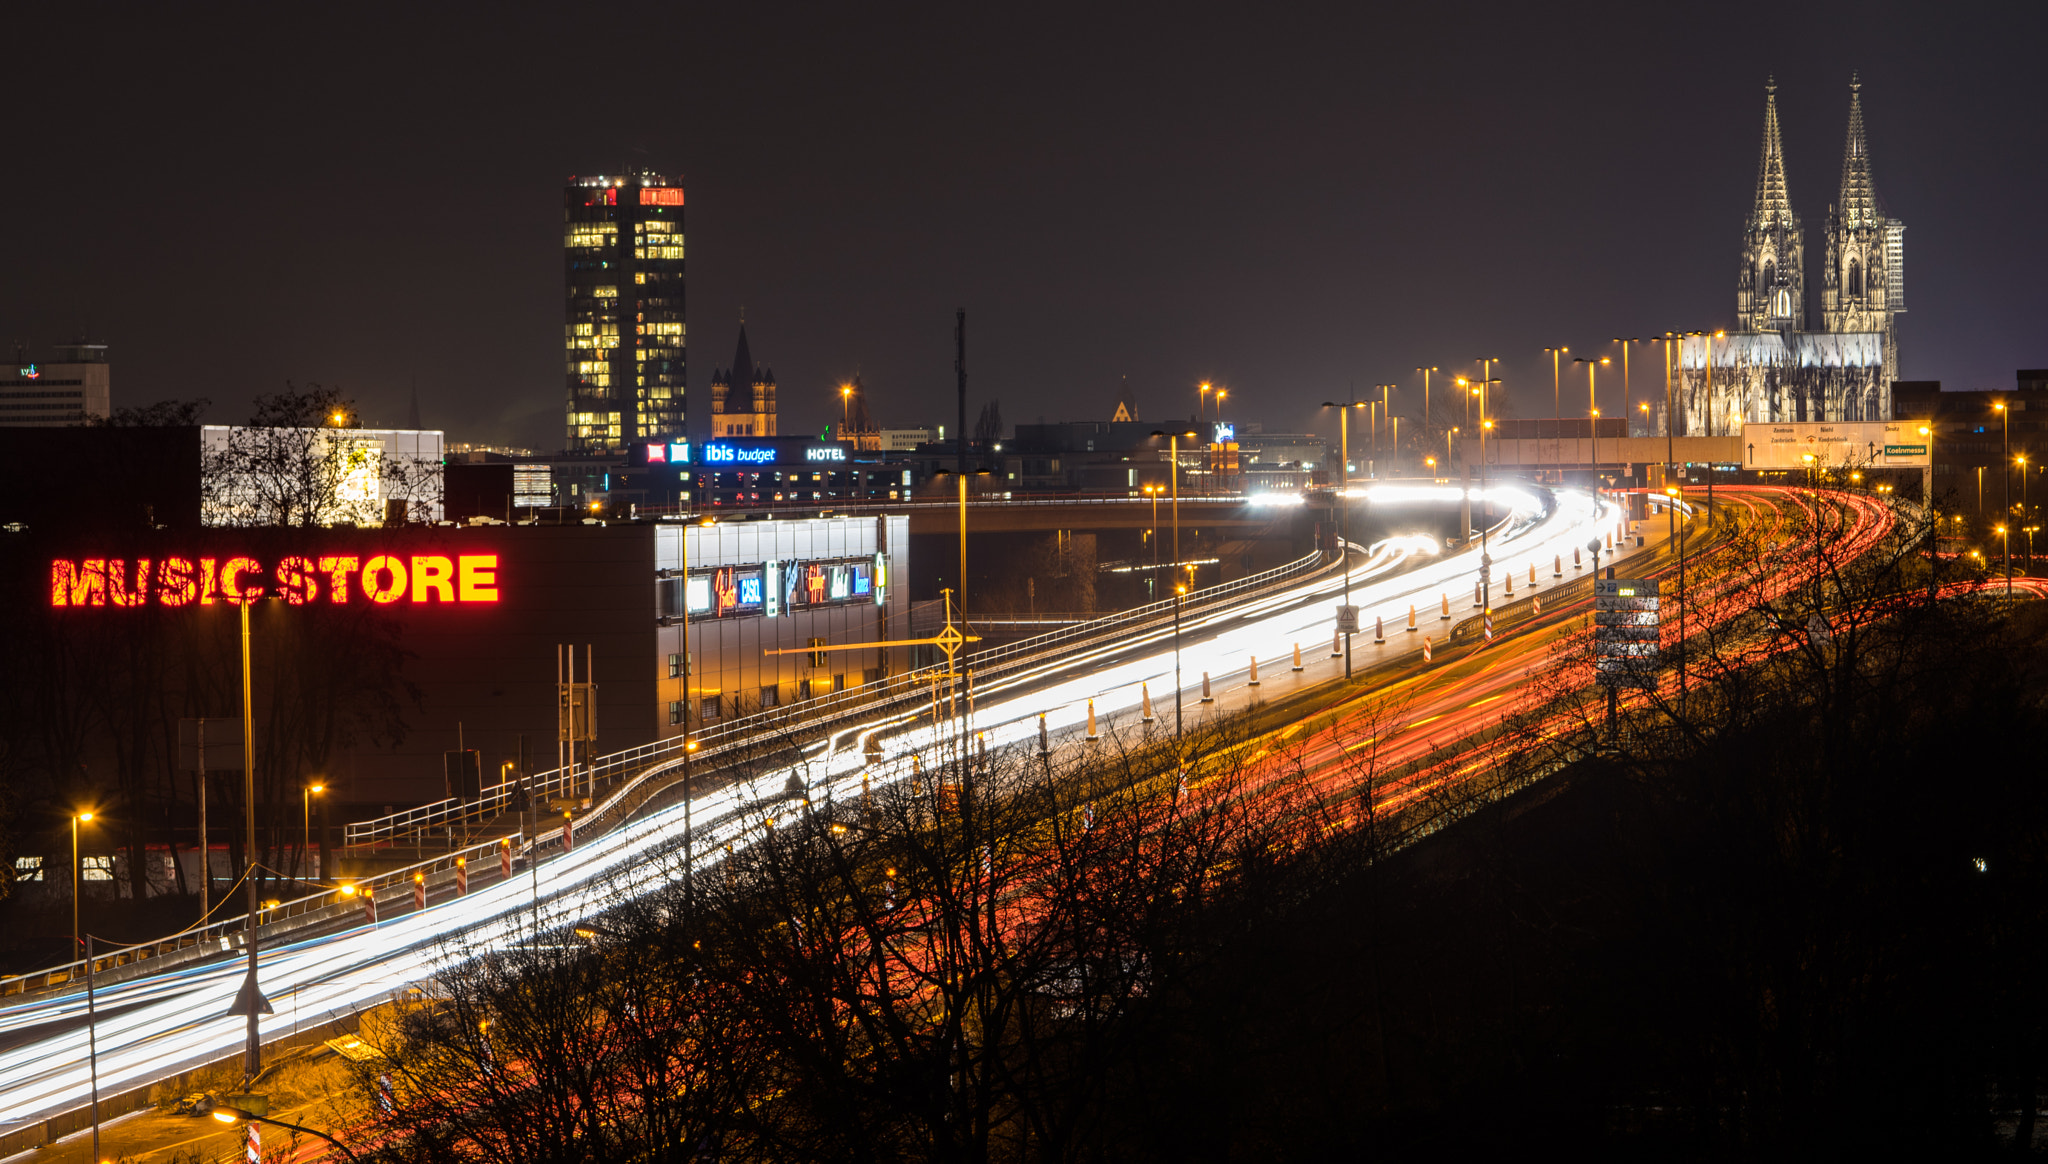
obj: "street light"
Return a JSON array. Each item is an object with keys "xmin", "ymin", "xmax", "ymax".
[
  {"xmin": 1665, "ymin": 484, "xmax": 1686, "ymax": 695},
  {"xmin": 302, "ymin": 783, "xmax": 325, "ymax": 882},
  {"xmin": 1141, "ymin": 483, "xmax": 1162, "ymax": 600},
  {"xmin": 1997, "ymin": 525, "xmax": 2011, "ymax": 596},
  {"xmin": 1198, "ymin": 381, "xmax": 1213, "ymax": 422},
  {"xmin": 1320, "ymin": 401, "xmax": 1370, "ymax": 677},
  {"xmin": 1996, "ymin": 402, "xmax": 2011, "ymax": 585},
  {"xmin": 1543, "ymin": 346, "xmax": 1568, "ymax": 423},
  {"xmin": 211, "ymin": 1104, "xmax": 358, "ymax": 1162},
  {"xmin": 1455, "ymin": 377, "xmax": 1503, "ymax": 601},
  {"xmin": 1613, "ymin": 338, "xmax": 1644, "ymax": 431},
  {"xmin": 1572, "ymin": 357, "xmax": 1611, "ymax": 483},
  {"xmin": 71, "ymin": 811, "xmax": 94, "ymax": 958}
]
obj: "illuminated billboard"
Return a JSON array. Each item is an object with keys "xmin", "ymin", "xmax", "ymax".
[
  {"xmin": 666, "ymin": 555, "xmax": 884, "ymax": 621},
  {"xmin": 49, "ymin": 554, "xmax": 502, "ymax": 607}
]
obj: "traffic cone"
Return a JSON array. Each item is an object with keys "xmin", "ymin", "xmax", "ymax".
[
  {"xmin": 1292, "ymin": 642, "xmax": 1304, "ymax": 671},
  {"xmin": 1422, "ymin": 635, "xmax": 1433, "ymax": 663},
  {"xmin": 1441, "ymin": 593, "xmax": 1452, "ymax": 620},
  {"xmin": 1607, "ymin": 530, "xmax": 1614, "ymax": 550},
  {"xmin": 1574, "ymin": 546, "xmax": 1582, "ymax": 568},
  {"xmin": 1086, "ymin": 699, "xmax": 1098, "ymax": 740},
  {"xmin": 1141, "ymin": 682, "xmax": 1155, "ymax": 722},
  {"xmin": 1201, "ymin": 672, "xmax": 1214, "ymax": 703},
  {"xmin": 1529, "ymin": 563, "xmax": 1537, "ymax": 587},
  {"xmin": 1505, "ymin": 571, "xmax": 1514, "ymax": 596},
  {"xmin": 1248, "ymin": 656, "xmax": 1260, "ymax": 686},
  {"xmin": 1374, "ymin": 615, "xmax": 1385, "ymax": 644},
  {"xmin": 1331, "ymin": 630, "xmax": 1342, "ymax": 657},
  {"xmin": 1407, "ymin": 603, "xmax": 1418, "ymax": 631},
  {"xmin": 1474, "ymin": 580, "xmax": 1483, "ymax": 608},
  {"xmin": 1554, "ymin": 554, "xmax": 1563, "ymax": 577}
]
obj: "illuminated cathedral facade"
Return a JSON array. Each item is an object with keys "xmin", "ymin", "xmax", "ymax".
[{"xmin": 1675, "ymin": 75, "xmax": 1905, "ymax": 434}]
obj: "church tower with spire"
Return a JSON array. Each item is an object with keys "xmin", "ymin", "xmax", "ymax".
[
  {"xmin": 1821, "ymin": 73, "xmax": 1905, "ymax": 385},
  {"xmin": 1737, "ymin": 78, "xmax": 1806, "ymax": 332},
  {"xmin": 708, "ymin": 319, "xmax": 778, "ymax": 437}
]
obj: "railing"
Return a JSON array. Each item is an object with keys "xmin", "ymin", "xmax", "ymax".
[
  {"xmin": 5, "ymin": 546, "xmax": 1342, "ymax": 1001},
  {"xmin": 0, "ymin": 829, "xmax": 560, "ymax": 1000},
  {"xmin": 345, "ymin": 546, "xmax": 1334, "ymax": 848}
]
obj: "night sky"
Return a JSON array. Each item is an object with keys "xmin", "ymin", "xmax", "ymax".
[{"xmin": 8, "ymin": 2, "xmax": 2044, "ymax": 451}]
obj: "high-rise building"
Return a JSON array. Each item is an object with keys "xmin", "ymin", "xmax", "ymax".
[
  {"xmin": 564, "ymin": 171, "xmax": 686, "ymax": 453},
  {"xmin": 0, "ymin": 340, "xmax": 111, "ymax": 427}
]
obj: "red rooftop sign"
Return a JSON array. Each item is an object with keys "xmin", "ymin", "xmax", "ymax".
[{"xmin": 50, "ymin": 554, "xmax": 501, "ymax": 607}]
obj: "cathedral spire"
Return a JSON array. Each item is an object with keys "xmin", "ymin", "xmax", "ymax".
[
  {"xmin": 1836, "ymin": 72, "xmax": 1879, "ymax": 230},
  {"xmin": 1751, "ymin": 76, "xmax": 1795, "ymax": 230}
]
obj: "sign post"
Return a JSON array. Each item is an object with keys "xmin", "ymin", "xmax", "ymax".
[{"xmin": 1593, "ymin": 577, "xmax": 1662, "ymax": 742}]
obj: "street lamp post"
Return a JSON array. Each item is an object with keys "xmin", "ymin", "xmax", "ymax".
[
  {"xmin": 302, "ymin": 784, "xmax": 324, "ymax": 883},
  {"xmin": 236, "ymin": 595, "xmax": 266, "ymax": 1087},
  {"xmin": 1574, "ymin": 357, "xmax": 1610, "ymax": 484},
  {"xmin": 1997, "ymin": 402, "xmax": 2011, "ymax": 584},
  {"xmin": 1416, "ymin": 366, "xmax": 1438, "ymax": 445},
  {"xmin": 1143, "ymin": 484, "xmax": 1162, "ymax": 600},
  {"xmin": 1321, "ymin": 401, "xmax": 1368, "ymax": 677},
  {"xmin": 71, "ymin": 811, "xmax": 94, "ymax": 958},
  {"xmin": 1613, "ymin": 338, "xmax": 1642, "ymax": 433},
  {"xmin": 1154, "ymin": 428, "xmax": 1199, "ymax": 711},
  {"xmin": 1544, "ymin": 346, "xmax": 1568, "ymax": 424},
  {"xmin": 1456, "ymin": 378, "xmax": 1503, "ymax": 603},
  {"xmin": 1198, "ymin": 381, "xmax": 1213, "ymax": 423},
  {"xmin": 1665, "ymin": 485, "xmax": 1686, "ymax": 696}
]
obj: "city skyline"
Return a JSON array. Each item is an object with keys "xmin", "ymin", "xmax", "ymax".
[{"xmin": 2, "ymin": 4, "xmax": 2042, "ymax": 452}]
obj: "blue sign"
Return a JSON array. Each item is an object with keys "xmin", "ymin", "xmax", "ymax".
[
  {"xmin": 1213, "ymin": 422, "xmax": 1236, "ymax": 443},
  {"xmin": 703, "ymin": 442, "xmax": 777, "ymax": 465}
]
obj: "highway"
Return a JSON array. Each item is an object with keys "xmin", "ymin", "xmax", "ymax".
[{"xmin": 0, "ymin": 484, "xmax": 1637, "ymax": 1134}]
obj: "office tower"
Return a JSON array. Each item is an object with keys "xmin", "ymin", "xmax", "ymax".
[{"xmin": 564, "ymin": 171, "xmax": 685, "ymax": 453}]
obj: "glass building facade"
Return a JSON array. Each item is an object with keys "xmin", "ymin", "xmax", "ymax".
[{"xmin": 564, "ymin": 171, "xmax": 686, "ymax": 453}]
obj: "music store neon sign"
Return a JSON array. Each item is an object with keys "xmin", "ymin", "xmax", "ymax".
[{"xmin": 50, "ymin": 554, "xmax": 502, "ymax": 607}]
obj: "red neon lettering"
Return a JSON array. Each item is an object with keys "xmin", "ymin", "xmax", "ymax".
[
  {"xmin": 219, "ymin": 557, "xmax": 263, "ymax": 604},
  {"xmin": 50, "ymin": 560, "xmax": 107, "ymax": 607},
  {"xmin": 200, "ymin": 558, "xmax": 219, "ymax": 605},
  {"xmin": 714, "ymin": 568, "xmax": 736, "ymax": 614},
  {"xmin": 805, "ymin": 565, "xmax": 827, "ymax": 603},
  {"xmin": 317, "ymin": 556, "xmax": 361, "ymax": 603},
  {"xmin": 362, "ymin": 555, "xmax": 408, "ymax": 603},
  {"xmin": 458, "ymin": 554, "xmax": 500, "ymax": 602},
  {"xmin": 411, "ymin": 555, "xmax": 455, "ymax": 602},
  {"xmin": 276, "ymin": 557, "xmax": 318, "ymax": 605},
  {"xmin": 108, "ymin": 559, "xmax": 151, "ymax": 607},
  {"xmin": 159, "ymin": 558, "xmax": 197, "ymax": 607}
]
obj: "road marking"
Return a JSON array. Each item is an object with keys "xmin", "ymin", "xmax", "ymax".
[
  {"xmin": 1409, "ymin": 714, "xmax": 1443, "ymax": 727},
  {"xmin": 1466, "ymin": 694, "xmax": 1503, "ymax": 708},
  {"xmin": 1343, "ymin": 736, "xmax": 1378, "ymax": 752}
]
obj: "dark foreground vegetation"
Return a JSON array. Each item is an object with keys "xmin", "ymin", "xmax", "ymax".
[{"xmin": 346, "ymin": 497, "xmax": 2048, "ymax": 1159}]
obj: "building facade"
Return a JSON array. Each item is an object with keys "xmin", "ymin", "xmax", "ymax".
[
  {"xmin": 1, "ymin": 341, "xmax": 111, "ymax": 427},
  {"xmin": 709, "ymin": 322, "xmax": 777, "ymax": 437},
  {"xmin": 1676, "ymin": 76, "xmax": 1904, "ymax": 433},
  {"xmin": 564, "ymin": 171, "xmax": 687, "ymax": 453}
]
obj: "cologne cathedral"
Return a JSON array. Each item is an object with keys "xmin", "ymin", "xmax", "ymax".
[{"xmin": 1674, "ymin": 75, "xmax": 1904, "ymax": 434}]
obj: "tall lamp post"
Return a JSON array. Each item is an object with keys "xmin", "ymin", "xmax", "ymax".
[
  {"xmin": 1198, "ymin": 381, "xmax": 1213, "ymax": 423},
  {"xmin": 1456, "ymin": 377, "xmax": 1502, "ymax": 603},
  {"xmin": 231, "ymin": 594, "xmax": 272, "ymax": 1088},
  {"xmin": 301, "ymin": 783, "xmax": 323, "ymax": 883},
  {"xmin": 1996, "ymin": 402, "xmax": 2010, "ymax": 583},
  {"xmin": 1321, "ymin": 400, "xmax": 1368, "ymax": 676},
  {"xmin": 1543, "ymin": 346, "xmax": 1568, "ymax": 424},
  {"xmin": 1416, "ymin": 367, "xmax": 1438, "ymax": 444},
  {"xmin": 1612, "ymin": 338, "xmax": 1643, "ymax": 432},
  {"xmin": 1573, "ymin": 357, "xmax": 1611, "ymax": 485},
  {"xmin": 1154, "ymin": 428, "xmax": 1199, "ymax": 708},
  {"xmin": 1142, "ymin": 484, "xmax": 1162, "ymax": 600},
  {"xmin": 71, "ymin": 811, "xmax": 95, "ymax": 958}
]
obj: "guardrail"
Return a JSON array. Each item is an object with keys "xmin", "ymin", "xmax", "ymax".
[
  {"xmin": 2, "ymin": 545, "xmax": 1343, "ymax": 1002},
  {"xmin": 345, "ymin": 546, "xmax": 1333, "ymax": 849}
]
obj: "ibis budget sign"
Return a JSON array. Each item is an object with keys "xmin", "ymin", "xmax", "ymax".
[{"xmin": 50, "ymin": 554, "xmax": 503, "ymax": 607}]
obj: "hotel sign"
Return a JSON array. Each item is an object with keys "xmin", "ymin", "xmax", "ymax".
[{"xmin": 50, "ymin": 554, "xmax": 503, "ymax": 607}]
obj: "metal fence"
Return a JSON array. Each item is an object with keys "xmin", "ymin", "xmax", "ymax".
[
  {"xmin": 344, "ymin": 545, "xmax": 1332, "ymax": 848},
  {"xmin": 3, "ymin": 546, "xmax": 1334, "ymax": 1002}
]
